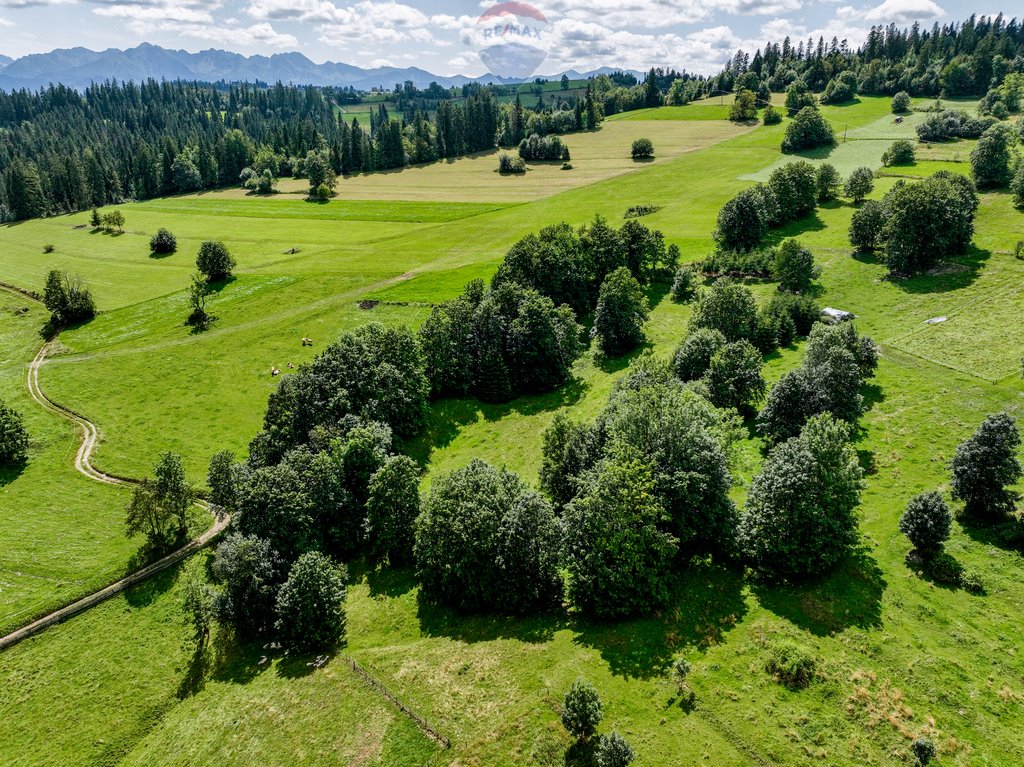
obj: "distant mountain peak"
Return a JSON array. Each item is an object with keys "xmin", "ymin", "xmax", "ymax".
[{"xmin": 0, "ymin": 42, "xmax": 638, "ymax": 93}]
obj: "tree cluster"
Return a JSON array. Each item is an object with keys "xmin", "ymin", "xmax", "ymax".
[
  {"xmin": 847, "ymin": 171, "xmax": 979, "ymax": 274},
  {"xmin": 518, "ymin": 133, "xmax": 570, "ymax": 161},
  {"xmin": 42, "ymin": 268, "xmax": 95, "ymax": 326}
]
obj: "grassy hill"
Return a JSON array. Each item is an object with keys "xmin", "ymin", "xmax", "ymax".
[{"xmin": 1, "ymin": 95, "xmax": 1022, "ymax": 766}]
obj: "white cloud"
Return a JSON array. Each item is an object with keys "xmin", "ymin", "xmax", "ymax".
[
  {"xmin": 0, "ymin": 13, "xmax": 12, "ymax": 23},
  {"xmin": 125, "ymin": 18, "xmax": 298, "ymax": 48},
  {"xmin": 0, "ymin": 0, "xmax": 72, "ymax": 7},
  {"xmin": 756, "ymin": 13, "xmax": 868, "ymax": 48},
  {"xmin": 862, "ymin": 0, "xmax": 944, "ymax": 22},
  {"xmin": 94, "ymin": 4, "xmax": 215, "ymax": 23}
]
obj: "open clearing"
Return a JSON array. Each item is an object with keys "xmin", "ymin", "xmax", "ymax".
[{"xmin": 1, "ymin": 96, "xmax": 1023, "ymax": 766}]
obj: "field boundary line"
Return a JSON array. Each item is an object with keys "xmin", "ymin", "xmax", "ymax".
[
  {"xmin": 0, "ymin": 284, "xmax": 228, "ymax": 652},
  {"xmin": 343, "ymin": 654, "xmax": 451, "ymax": 750}
]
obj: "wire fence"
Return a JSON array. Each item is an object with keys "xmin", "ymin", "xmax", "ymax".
[{"xmin": 342, "ymin": 655, "xmax": 451, "ymax": 750}]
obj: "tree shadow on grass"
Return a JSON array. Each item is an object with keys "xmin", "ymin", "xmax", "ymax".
[
  {"xmin": 594, "ymin": 341, "xmax": 654, "ymax": 374},
  {"xmin": 957, "ymin": 512, "xmax": 1024, "ymax": 553},
  {"xmin": 646, "ymin": 280, "xmax": 671, "ymax": 311},
  {"xmin": 751, "ymin": 547, "xmax": 885, "ymax": 637},
  {"xmin": 572, "ymin": 559, "xmax": 748, "ymax": 680},
  {"xmin": 122, "ymin": 561, "xmax": 180, "ymax": 608},
  {"xmin": 363, "ymin": 563, "xmax": 419, "ymax": 599},
  {"xmin": 177, "ymin": 644, "xmax": 212, "ymax": 699},
  {"xmin": 764, "ymin": 213, "xmax": 828, "ymax": 247},
  {"xmin": 402, "ymin": 378, "xmax": 588, "ymax": 468},
  {"xmin": 415, "ymin": 590, "xmax": 565, "ymax": 645},
  {"xmin": 888, "ymin": 245, "xmax": 990, "ymax": 294},
  {"xmin": 0, "ymin": 459, "xmax": 27, "ymax": 488}
]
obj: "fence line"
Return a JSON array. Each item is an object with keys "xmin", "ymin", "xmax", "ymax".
[{"xmin": 343, "ymin": 655, "xmax": 451, "ymax": 750}]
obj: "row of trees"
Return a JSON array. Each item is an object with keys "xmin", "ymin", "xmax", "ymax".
[{"xmin": 710, "ymin": 14, "xmax": 1024, "ymax": 101}]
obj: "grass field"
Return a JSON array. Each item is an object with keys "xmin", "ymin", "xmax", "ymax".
[{"xmin": 1, "ymin": 95, "xmax": 1024, "ymax": 766}]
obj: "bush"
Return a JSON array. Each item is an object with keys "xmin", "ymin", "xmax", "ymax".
[
  {"xmin": 765, "ymin": 640, "xmax": 817, "ymax": 688},
  {"xmin": 624, "ymin": 204, "xmax": 661, "ymax": 218},
  {"xmin": 916, "ymin": 110, "xmax": 997, "ymax": 141},
  {"xmin": 518, "ymin": 133, "xmax": 567, "ymax": 161},
  {"xmin": 42, "ymin": 243, "xmax": 54, "ymax": 254},
  {"xmin": 740, "ymin": 414, "xmax": 863, "ymax": 579},
  {"xmin": 596, "ymin": 731, "xmax": 636, "ymax": 767},
  {"xmin": 591, "ymin": 267, "xmax": 649, "ymax": 356},
  {"xmin": 631, "ymin": 137, "xmax": 654, "ymax": 159},
  {"xmin": 911, "ymin": 736, "xmax": 936, "ymax": 766},
  {"xmin": 951, "ymin": 412, "xmax": 1021, "ymax": 521},
  {"xmin": 821, "ymin": 71, "xmax": 857, "ymax": 104},
  {"xmin": 768, "ymin": 292, "xmax": 819, "ymax": 336},
  {"xmin": 498, "ymin": 153, "xmax": 526, "ymax": 173},
  {"xmin": 670, "ymin": 264, "xmax": 698, "ymax": 302},
  {"xmin": 673, "ymin": 328, "xmax": 727, "ymax": 381},
  {"xmin": 196, "ymin": 240, "xmax": 235, "ymax": 281},
  {"xmin": 275, "ymin": 551, "xmax": 347, "ymax": 651},
  {"xmin": 149, "ymin": 227, "xmax": 177, "ymax": 254},
  {"xmin": 843, "ymin": 167, "xmax": 875, "ymax": 203},
  {"xmin": 848, "ymin": 199, "xmax": 885, "ymax": 251},
  {"xmin": 891, "ymin": 91, "xmax": 911, "ymax": 113},
  {"xmin": 730, "ymin": 89, "xmax": 758, "ymax": 121},
  {"xmin": 0, "ymin": 399, "xmax": 29, "ymax": 465},
  {"xmin": 762, "ymin": 104, "xmax": 782, "ymax": 125},
  {"xmin": 882, "ymin": 140, "xmax": 915, "ymax": 167},
  {"xmin": 415, "ymin": 460, "xmax": 562, "ymax": 613},
  {"xmin": 702, "ymin": 247, "xmax": 774, "ymax": 278},
  {"xmin": 561, "ymin": 678, "xmax": 603, "ymax": 740},
  {"xmin": 815, "ymin": 163, "xmax": 842, "ymax": 202},
  {"xmin": 772, "ymin": 239, "xmax": 818, "ymax": 292},
  {"xmin": 42, "ymin": 268, "xmax": 96, "ymax": 326},
  {"xmin": 781, "ymin": 106, "xmax": 835, "ymax": 152},
  {"xmin": 899, "ymin": 491, "xmax": 951, "ymax": 558}
]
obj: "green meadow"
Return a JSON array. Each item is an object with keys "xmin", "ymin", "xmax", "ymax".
[{"xmin": 1, "ymin": 95, "xmax": 1023, "ymax": 766}]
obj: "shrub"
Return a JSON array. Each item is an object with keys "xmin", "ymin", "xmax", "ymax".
[
  {"xmin": 631, "ymin": 137, "xmax": 654, "ymax": 159},
  {"xmin": 624, "ymin": 204, "xmax": 661, "ymax": 218},
  {"xmin": 275, "ymin": 551, "xmax": 348, "ymax": 651},
  {"xmin": 899, "ymin": 491, "xmax": 951, "ymax": 558},
  {"xmin": 766, "ymin": 640, "xmax": 817, "ymax": 688},
  {"xmin": 916, "ymin": 110, "xmax": 997, "ymax": 141},
  {"xmin": 591, "ymin": 267, "xmax": 649, "ymax": 356},
  {"xmin": 891, "ymin": 91, "xmax": 911, "ymax": 113},
  {"xmin": 0, "ymin": 399, "xmax": 29, "ymax": 465},
  {"xmin": 670, "ymin": 264, "xmax": 698, "ymax": 302},
  {"xmin": 42, "ymin": 243, "xmax": 54, "ymax": 253},
  {"xmin": 673, "ymin": 328, "xmax": 727, "ymax": 381},
  {"xmin": 781, "ymin": 106, "xmax": 835, "ymax": 152},
  {"xmin": 498, "ymin": 153, "xmax": 526, "ymax": 173},
  {"xmin": 950, "ymin": 413, "xmax": 1022, "ymax": 521},
  {"xmin": 772, "ymin": 239, "xmax": 818, "ymax": 292},
  {"xmin": 740, "ymin": 414, "xmax": 863, "ymax": 579},
  {"xmin": 196, "ymin": 240, "xmax": 235, "ymax": 281},
  {"xmin": 768, "ymin": 292, "xmax": 819, "ymax": 336},
  {"xmin": 821, "ymin": 71, "xmax": 857, "ymax": 104},
  {"xmin": 42, "ymin": 268, "xmax": 96, "ymax": 326},
  {"xmin": 911, "ymin": 736, "xmax": 936, "ymax": 766},
  {"xmin": 561, "ymin": 678, "xmax": 603, "ymax": 740},
  {"xmin": 843, "ymin": 167, "xmax": 875, "ymax": 203},
  {"xmin": 150, "ymin": 227, "xmax": 177, "ymax": 254},
  {"xmin": 704, "ymin": 340, "xmax": 766, "ymax": 413},
  {"xmin": 848, "ymin": 199, "xmax": 885, "ymax": 251},
  {"xmin": 882, "ymin": 140, "xmax": 915, "ymax": 167},
  {"xmin": 702, "ymin": 247, "xmax": 774, "ymax": 278},
  {"xmin": 762, "ymin": 104, "xmax": 782, "ymax": 125},
  {"xmin": 415, "ymin": 460, "xmax": 562, "ymax": 613},
  {"xmin": 815, "ymin": 163, "xmax": 842, "ymax": 202},
  {"xmin": 596, "ymin": 731, "xmax": 636, "ymax": 767}
]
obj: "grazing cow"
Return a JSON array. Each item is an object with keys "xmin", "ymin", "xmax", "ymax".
[{"xmin": 271, "ymin": 367, "xmax": 281, "ymax": 376}]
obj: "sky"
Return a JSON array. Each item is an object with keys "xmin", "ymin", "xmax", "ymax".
[{"xmin": 0, "ymin": 0, "xmax": 993, "ymax": 76}]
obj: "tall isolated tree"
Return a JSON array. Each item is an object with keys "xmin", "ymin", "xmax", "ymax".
[
  {"xmin": 950, "ymin": 413, "xmax": 1021, "ymax": 521},
  {"xmin": 0, "ymin": 399, "xmax": 29, "ymax": 466},
  {"xmin": 196, "ymin": 241, "xmax": 236, "ymax": 281}
]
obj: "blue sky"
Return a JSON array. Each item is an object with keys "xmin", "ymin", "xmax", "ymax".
[{"xmin": 0, "ymin": 0, "xmax": 989, "ymax": 75}]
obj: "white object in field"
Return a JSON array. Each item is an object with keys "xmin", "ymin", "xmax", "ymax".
[
  {"xmin": 923, "ymin": 316, "xmax": 948, "ymax": 324},
  {"xmin": 822, "ymin": 307, "xmax": 856, "ymax": 322}
]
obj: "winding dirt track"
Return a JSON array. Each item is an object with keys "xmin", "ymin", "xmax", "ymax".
[{"xmin": 0, "ymin": 298, "xmax": 229, "ymax": 652}]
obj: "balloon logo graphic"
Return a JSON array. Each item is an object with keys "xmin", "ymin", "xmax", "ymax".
[{"xmin": 476, "ymin": 2, "xmax": 550, "ymax": 79}]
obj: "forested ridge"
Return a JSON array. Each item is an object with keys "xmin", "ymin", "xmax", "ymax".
[
  {"xmin": 709, "ymin": 13, "xmax": 1024, "ymax": 100},
  {"xmin": 0, "ymin": 79, "xmax": 603, "ymax": 221}
]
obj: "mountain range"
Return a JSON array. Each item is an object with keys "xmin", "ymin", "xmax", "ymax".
[{"xmin": 0, "ymin": 43, "xmax": 639, "ymax": 92}]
